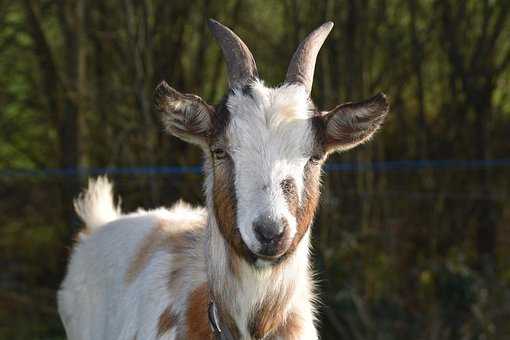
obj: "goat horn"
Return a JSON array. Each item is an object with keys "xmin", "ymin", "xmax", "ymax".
[
  {"xmin": 208, "ymin": 19, "xmax": 258, "ymax": 89},
  {"xmin": 285, "ymin": 22, "xmax": 334, "ymax": 95}
]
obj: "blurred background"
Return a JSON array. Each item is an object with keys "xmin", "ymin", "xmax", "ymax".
[{"xmin": 1, "ymin": 0, "xmax": 510, "ymax": 339}]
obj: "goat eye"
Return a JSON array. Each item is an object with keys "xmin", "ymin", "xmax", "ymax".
[
  {"xmin": 212, "ymin": 148, "xmax": 227, "ymax": 159},
  {"xmin": 309, "ymin": 155, "xmax": 322, "ymax": 164}
]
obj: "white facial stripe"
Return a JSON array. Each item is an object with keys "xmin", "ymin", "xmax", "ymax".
[{"xmin": 225, "ymin": 80, "xmax": 315, "ymax": 254}]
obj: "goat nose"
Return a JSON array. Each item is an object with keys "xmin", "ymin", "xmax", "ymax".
[{"xmin": 253, "ymin": 216, "xmax": 285, "ymax": 244}]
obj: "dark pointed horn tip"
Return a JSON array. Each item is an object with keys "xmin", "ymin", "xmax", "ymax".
[
  {"xmin": 207, "ymin": 18, "xmax": 225, "ymax": 31},
  {"xmin": 207, "ymin": 18, "xmax": 258, "ymax": 88},
  {"xmin": 285, "ymin": 21, "xmax": 335, "ymax": 94},
  {"xmin": 310, "ymin": 21, "xmax": 334, "ymax": 42},
  {"xmin": 207, "ymin": 19, "xmax": 240, "ymax": 41},
  {"xmin": 322, "ymin": 21, "xmax": 334, "ymax": 31},
  {"xmin": 310, "ymin": 21, "xmax": 334, "ymax": 37}
]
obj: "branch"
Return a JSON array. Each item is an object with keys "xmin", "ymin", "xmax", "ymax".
[
  {"xmin": 487, "ymin": 0, "xmax": 510, "ymax": 49},
  {"xmin": 22, "ymin": 0, "xmax": 61, "ymax": 125},
  {"xmin": 496, "ymin": 48, "xmax": 510, "ymax": 74},
  {"xmin": 469, "ymin": 0, "xmax": 492, "ymax": 71},
  {"xmin": 438, "ymin": 1, "xmax": 468, "ymax": 92}
]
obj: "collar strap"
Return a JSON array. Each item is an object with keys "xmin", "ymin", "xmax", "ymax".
[{"xmin": 208, "ymin": 300, "xmax": 235, "ymax": 340}]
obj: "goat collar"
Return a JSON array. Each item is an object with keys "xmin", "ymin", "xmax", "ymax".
[{"xmin": 208, "ymin": 300, "xmax": 235, "ymax": 340}]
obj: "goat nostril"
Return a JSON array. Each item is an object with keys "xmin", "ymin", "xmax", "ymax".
[
  {"xmin": 253, "ymin": 217, "xmax": 285, "ymax": 244},
  {"xmin": 257, "ymin": 228, "xmax": 279, "ymax": 242}
]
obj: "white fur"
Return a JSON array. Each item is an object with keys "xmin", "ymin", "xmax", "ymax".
[
  {"xmin": 73, "ymin": 176, "xmax": 121, "ymax": 230},
  {"xmin": 59, "ymin": 212, "xmax": 175, "ymax": 340},
  {"xmin": 207, "ymin": 225, "xmax": 318, "ymax": 340},
  {"xmin": 59, "ymin": 181, "xmax": 207, "ymax": 340},
  {"xmin": 226, "ymin": 81, "xmax": 315, "ymax": 255}
]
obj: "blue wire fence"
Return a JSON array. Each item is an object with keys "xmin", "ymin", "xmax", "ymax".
[{"xmin": 2, "ymin": 159, "xmax": 510, "ymax": 178}]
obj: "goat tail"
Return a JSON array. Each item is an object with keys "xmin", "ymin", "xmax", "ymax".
[{"xmin": 74, "ymin": 176, "xmax": 121, "ymax": 231}]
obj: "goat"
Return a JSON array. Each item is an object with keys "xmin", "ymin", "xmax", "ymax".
[{"xmin": 57, "ymin": 19, "xmax": 389, "ymax": 340}]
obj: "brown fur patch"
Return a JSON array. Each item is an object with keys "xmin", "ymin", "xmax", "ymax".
[
  {"xmin": 271, "ymin": 312, "xmax": 303, "ymax": 339},
  {"xmin": 167, "ymin": 266, "xmax": 185, "ymax": 294},
  {"xmin": 157, "ymin": 305, "xmax": 178, "ymax": 336},
  {"xmin": 271, "ymin": 119, "xmax": 325, "ymax": 264},
  {"xmin": 227, "ymin": 249, "xmax": 241, "ymax": 277},
  {"xmin": 212, "ymin": 155, "xmax": 256, "ymax": 267},
  {"xmin": 281, "ymin": 161, "xmax": 321, "ymax": 260},
  {"xmin": 125, "ymin": 224, "xmax": 165, "ymax": 284},
  {"xmin": 186, "ymin": 283, "xmax": 213, "ymax": 340},
  {"xmin": 209, "ymin": 97, "xmax": 256, "ymax": 268},
  {"xmin": 281, "ymin": 177, "xmax": 299, "ymax": 217},
  {"xmin": 125, "ymin": 219, "xmax": 204, "ymax": 285},
  {"xmin": 248, "ymin": 282, "xmax": 296, "ymax": 339},
  {"xmin": 166, "ymin": 230, "xmax": 202, "ymax": 299}
]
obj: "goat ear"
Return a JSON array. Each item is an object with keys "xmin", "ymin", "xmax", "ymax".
[
  {"xmin": 322, "ymin": 93, "xmax": 389, "ymax": 153},
  {"xmin": 154, "ymin": 81, "xmax": 214, "ymax": 145}
]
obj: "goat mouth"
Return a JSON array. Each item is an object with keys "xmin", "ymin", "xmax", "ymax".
[
  {"xmin": 254, "ymin": 253, "xmax": 284, "ymax": 262},
  {"xmin": 235, "ymin": 228, "xmax": 290, "ymax": 263},
  {"xmin": 252, "ymin": 249, "xmax": 293, "ymax": 267},
  {"xmin": 253, "ymin": 239, "xmax": 291, "ymax": 261}
]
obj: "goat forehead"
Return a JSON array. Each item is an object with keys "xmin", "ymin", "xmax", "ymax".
[{"xmin": 225, "ymin": 81, "xmax": 315, "ymax": 162}]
